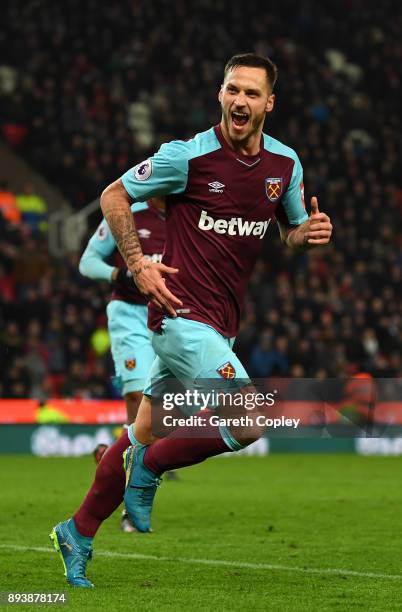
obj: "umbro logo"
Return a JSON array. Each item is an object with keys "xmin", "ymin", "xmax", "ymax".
[
  {"xmin": 138, "ymin": 228, "xmax": 151, "ymax": 239},
  {"xmin": 208, "ymin": 181, "xmax": 225, "ymax": 193}
]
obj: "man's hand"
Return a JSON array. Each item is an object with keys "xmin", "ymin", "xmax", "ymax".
[
  {"xmin": 280, "ymin": 196, "xmax": 332, "ymax": 250},
  {"xmin": 305, "ymin": 197, "xmax": 332, "ymax": 245},
  {"xmin": 131, "ymin": 257, "xmax": 183, "ymax": 317}
]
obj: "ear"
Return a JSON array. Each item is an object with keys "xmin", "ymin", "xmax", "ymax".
[
  {"xmin": 218, "ymin": 85, "xmax": 223, "ymax": 103},
  {"xmin": 265, "ymin": 93, "xmax": 275, "ymax": 113}
]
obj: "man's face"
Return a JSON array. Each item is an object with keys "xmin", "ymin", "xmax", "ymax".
[{"xmin": 219, "ymin": 66, "xmax": 275, "ymax": 145}]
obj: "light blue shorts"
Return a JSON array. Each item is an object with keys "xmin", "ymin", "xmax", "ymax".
[
  {"xmin": 143, "ymin": 317, "xmax": 250, "ymax": 415},
  {"xmin": 106, "ymin": 300, "xmax": 155, "ymax": 395}
]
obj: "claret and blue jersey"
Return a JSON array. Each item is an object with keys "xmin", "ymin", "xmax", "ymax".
[{"xmin": 121, "ymin": 124, "xmax": 308, "ymax": 338}]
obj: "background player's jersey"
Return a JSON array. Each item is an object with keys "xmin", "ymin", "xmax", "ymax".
[
  {"xmin": 79, "ymin": 202, "xmax": 165, "ymax": 305},
  {"xmin": 121, "ymin": 125, "xmax": 308, "ymax": 336}
]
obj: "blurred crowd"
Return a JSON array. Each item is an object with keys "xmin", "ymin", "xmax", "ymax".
[
  {"xmin": 0, "ymin": 0, "xmax": 401, "ymax": 398},
  {"xmin": 0, "ymin": 190, "xmax": 116, "ymax": 399}
]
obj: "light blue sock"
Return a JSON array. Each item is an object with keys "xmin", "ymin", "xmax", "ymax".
[{"xmin": 218, "ymin": 424, "xmax": 246, "ymax": 452}]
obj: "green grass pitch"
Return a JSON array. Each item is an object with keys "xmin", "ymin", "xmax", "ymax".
[{"xmin": 1, "ymin": 453, "xmax": 402, "ymax": 611}]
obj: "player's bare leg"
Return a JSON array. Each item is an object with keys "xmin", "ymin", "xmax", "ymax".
[
  {"xmin": 132, "ymin": 395, "xmax": 155, "ymax": 444},
  {"xmin": 132, "ymin": 395, "xmax": 180, "ymax": 479},
  {"xmin": 125, "ymin": 390, "xmax": 142, "ymax": 423},
  {"xmin": 133, "ymin": 394, "xmax": 185, "ymax": 443}
]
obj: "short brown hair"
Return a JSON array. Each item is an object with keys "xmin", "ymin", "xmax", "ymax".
[{"xmin": 224, "ymin": 53, "xmax": 278, "ymax": 91}]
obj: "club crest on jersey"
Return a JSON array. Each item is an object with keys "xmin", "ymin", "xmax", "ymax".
[
  {"xmin": 217, "ymin": 362, "xmax": 236, "ymax": 379},
  {"xmin": 265, "ymin": 177, "xmax": 283, "ymax": 202},
  {"xmin": 133, "ymin": 159, "xmax": 152, "ymax": 181},
  {"xmin": 125, "ymin": 359, "xmax": 136, "ymax": 371}
]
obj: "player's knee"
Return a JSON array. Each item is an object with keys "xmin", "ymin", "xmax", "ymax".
[{"xmin": 134, "ymin": 421, "xmax": 153, "ymax": 445}]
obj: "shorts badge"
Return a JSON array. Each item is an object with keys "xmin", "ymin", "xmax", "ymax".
[
  {"xmin": 217, "ymin": 362, "xmax": 236, "ymax": 379},
  {"xmin": 265, "ymin": 177, "xmax": 283, "ymax": 202},
  {"xmin": 125, "ymin": 359, "xmax": 136, "ymax": 371}
]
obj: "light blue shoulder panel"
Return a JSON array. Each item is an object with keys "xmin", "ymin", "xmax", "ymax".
[
  {"xmin": 263, "ymin": 134, "xmax": 308, "ymax": 225},
  {"xmin": 121, "ymin": 127, "xmax": 221, "ymax": 201}
]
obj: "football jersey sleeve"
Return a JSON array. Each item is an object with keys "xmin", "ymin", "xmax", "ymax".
[
  {"xmin": 280, "ymin": 156, "xmax": 308, "ymax": 225},
  {"xmin": 79, "ymin": 219, "xmax": 117, "ymax": 281},
  {"xmin": 87, "ymin": 219, "xmax": 116, "ymax": 256},
  {"xmin": 121, "ymin": 140, "xmax": 189, "ymax": 201},
  {"xmin": 79, "ymin": 201, "xmax": 150, "ymax": 281}
]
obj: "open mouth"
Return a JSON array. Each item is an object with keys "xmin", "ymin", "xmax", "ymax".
[{"xmin": 231, "ymin": 111, "xmax": 249, "ymax": 128}]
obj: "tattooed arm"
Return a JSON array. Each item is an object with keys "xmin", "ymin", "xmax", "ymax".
[{"xmin": 100, "ymin": 179, "xmax": 182, "ymax": 316}]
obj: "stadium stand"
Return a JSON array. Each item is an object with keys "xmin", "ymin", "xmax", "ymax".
[{"xmin": 0, "ymin": 0, "xmax": 401, "ymax": 398}]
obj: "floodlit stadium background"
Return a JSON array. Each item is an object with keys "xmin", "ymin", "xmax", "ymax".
[{"xmin": 0, "ymin": 0, "xmax": 401, "ymax": 455}]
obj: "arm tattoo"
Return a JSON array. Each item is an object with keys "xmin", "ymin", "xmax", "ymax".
[{"xmin": 100, "ymin": 184, "xmax": 145, "ymax": 273}]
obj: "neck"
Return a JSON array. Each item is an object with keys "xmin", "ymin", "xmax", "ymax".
[{"xmin": 219, "ymin": 119, "xmax": 262, "ymax": 156}]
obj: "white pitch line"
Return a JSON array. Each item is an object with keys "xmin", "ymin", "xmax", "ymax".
[{"xmin": 0, "ymin": 543, "xmax": 401, "ymax": 582}]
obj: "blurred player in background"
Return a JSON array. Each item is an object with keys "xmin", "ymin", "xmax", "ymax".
[
  {"xmin": 79, "ymin": 197, "xmax": 176, "ymax": 532},
  {"xmin": 51, "ymin": 53, "xmax": 332, "ymax": 587},
  {"xmin": 80, "ymin": 198, "xmax": 165, "ymax": 424}
]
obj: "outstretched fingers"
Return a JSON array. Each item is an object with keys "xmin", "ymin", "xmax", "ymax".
[{"xmin": 149, "ymin": 265, "xmax": 183, "ymax": 316}]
